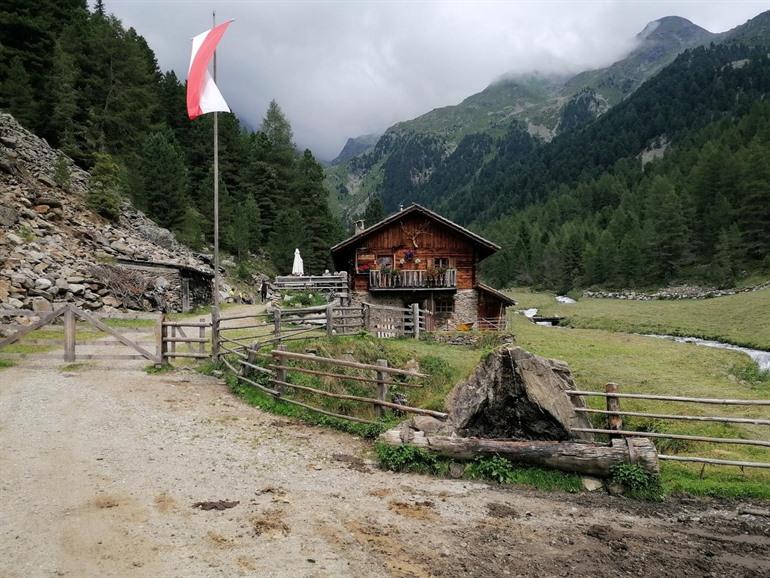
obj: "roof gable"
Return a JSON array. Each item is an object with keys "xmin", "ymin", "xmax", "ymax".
[{"xmin": 331, "ymin": 204, "xmax": 500, "ymax": 256}]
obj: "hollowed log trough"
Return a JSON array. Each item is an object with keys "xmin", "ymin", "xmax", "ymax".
[{"xmin": 380, "ymin": 346, "xmax": 659, "ymax": 478}]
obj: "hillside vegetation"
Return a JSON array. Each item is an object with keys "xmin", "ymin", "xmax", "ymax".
[{"xmin": 0, "ymin": 1, "xmax": 340, "ymax": 274}]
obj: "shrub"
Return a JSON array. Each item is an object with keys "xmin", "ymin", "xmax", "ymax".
[
  {"xmin": 375, "ymin": 443, "xmax": 449, "ymax": 475},
  {"xmin": 610, "ymin": 463, "xmax": 664, "ymax": 501},
  {"xmin": 53, "ymin": 152, "xmax": 71, "ymax": 191}
]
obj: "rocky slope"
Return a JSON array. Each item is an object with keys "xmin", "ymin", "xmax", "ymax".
[{"xmin": 0, "ymin": 113, "xmax": 212, "ymax": 317}]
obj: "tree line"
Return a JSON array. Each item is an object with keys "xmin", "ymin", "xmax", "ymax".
[
  {"xmin": 0, "ymin": 1, "xmax": 341, "ymax": 274},
  {"xmin": 378, "ymin": 42, "xmax": 770, "ymax": 291},
  {"xmin": 479, "ymin": 97, "xmax": 770, "ymax": 292}
]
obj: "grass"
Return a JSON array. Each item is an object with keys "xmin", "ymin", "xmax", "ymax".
[
  {"xmin": 508, "ymin": 286, "xmax": 770, "ymax": 350},
  {"xmin": 0, "ymin": 359, "xmax": 14, "ymax": 369},
  {"xmin": 508, "ymin": 304, "xmax": 770, "ymax": 500}
]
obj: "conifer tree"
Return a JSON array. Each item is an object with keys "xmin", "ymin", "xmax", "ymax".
[
  {"xmin": 135, "ymin": 130, "xmax": 189, "ymax": 230},
  {"xmin": 362, "ymin": 195, "xmax": 385, "ymax": 227},
  {"xmin": 0, "ymin": 57, "xmax": 36, "ymax": 128},
  {"xmin": 87, "ymin": 153, "xmax": 123, "ymax": 221},
  {"xmin": 737, "ymin": 140, "xmax": 770, "ymax": 260}
]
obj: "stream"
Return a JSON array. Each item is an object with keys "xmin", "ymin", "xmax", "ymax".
[
  {"xmin": 644, "ymin": 335, "xmax": 770, "ymax": 372},
  {"xmin": 518, "ymin": 304, "xmax": 770, "ymax": 372}
]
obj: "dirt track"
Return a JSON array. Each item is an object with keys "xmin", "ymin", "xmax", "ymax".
[{"xmin": 1, "ymin": 361, "xmax": 769, "ymax": 577}]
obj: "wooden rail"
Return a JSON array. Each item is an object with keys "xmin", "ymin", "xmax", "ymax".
[
  {"xmin": 271, "ymin": 349, "xmax": 426, "ymax": 377},
  {"xmin": 570, "ymin": 383, "xmax": 770, "ymax": 470},
  {"xmin": 218, "ymin": 342, "xmax": 441, "ymax": 424},
  {"xmin": 567, "ymin": 390, "xmax": 770, "ymax": 406},
  {"xmin": 369, "ymin": 269, "xmax": 456, "ymax": 289}
]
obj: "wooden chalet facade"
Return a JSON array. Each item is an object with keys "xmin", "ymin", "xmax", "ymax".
[{"xmin": 330, "ymin": 204, "xmax": 515, "ymax": 330}]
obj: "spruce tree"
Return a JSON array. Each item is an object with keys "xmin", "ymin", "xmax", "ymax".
[
  {"xmin": 0, "ymin": 57, "xmax": 36, "ymax": 128},
  {"xmin": 737, "ymin": 140, "xmax": 770, "ymax": 261},
  {"xmin": 87, "ymin": 153, "xmax": 123, "ymax": 221},
  {"xmin": 268, "ymin": 208, "xmax": 306, "ymax": 274},
  {"xmin": 362, "ymin": 195, "xmax": 385, "ymax": 227},
  {"xmin": 135, "ymin": 130, "xmax": 189, "ymax": 230}
]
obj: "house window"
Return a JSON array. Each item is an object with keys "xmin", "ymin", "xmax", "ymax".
[
  {"xmin": 377, "ymin": 255, "xmax": 393, "ymax": 270},
  {"xmin": 433, "ymin": 257, "xmax": 451, "ymax": 269},
  {"xmin": 435, "ymin": 296, "xmax": 454, "ymax": 313}
]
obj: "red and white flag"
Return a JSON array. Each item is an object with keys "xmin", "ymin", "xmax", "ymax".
[{"xmin": 187, "ymin": 21, "xmax": 232, "ymax": 120}]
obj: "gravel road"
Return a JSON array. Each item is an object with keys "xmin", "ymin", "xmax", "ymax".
[{"xmin": 1, "ymin": 358, "xmax": 769, "ymax": 576}]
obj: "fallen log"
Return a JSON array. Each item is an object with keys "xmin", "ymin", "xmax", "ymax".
[{"xmin": 379, "ymin": 427, "xmax": 658, "ymax": 478}]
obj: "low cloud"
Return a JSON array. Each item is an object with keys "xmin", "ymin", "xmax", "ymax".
[{"xmin": 109, "ymin": 0, "xmax": 767, "ymax": 160}]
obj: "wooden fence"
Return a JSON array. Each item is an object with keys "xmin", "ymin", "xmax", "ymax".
[
  {"xmin": 363, "ymin": 302, "xmax": 431, "ymax": 338},
  {"xmin": 160, "ymin": 316, "xmax": 210, "ymax": 363},
  {"xmin": 0, "ymin": 304, "xmax": 160, "ymax": 363},
  {"xmin": 220, "ymin": 345, "xmax": 447, "ymax": 425},
  {"xmin": 567, "ymin": 383, "xmax": 770, "ymax": 470},
  {"xmin": 273, "ymin": 274, "xmax": 349, "ymax": 302}
]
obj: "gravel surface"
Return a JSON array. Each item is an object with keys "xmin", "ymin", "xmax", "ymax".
[{"xmin": 1, "ymin": 340, "xmax": 769, "ymax": 576}]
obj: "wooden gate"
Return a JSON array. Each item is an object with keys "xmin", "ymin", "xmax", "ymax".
[
  {"xmin": 363, "ymin": 302, "xmax": 428, "ymax": 339},
  {"xmin": 0, "ymin": 304, "xmax": 161, "ymax": 364}
]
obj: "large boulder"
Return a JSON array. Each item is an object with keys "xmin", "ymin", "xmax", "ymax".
[{"xmin": 445, "ymin": 346, "xmax": 593, "ymax": 441}]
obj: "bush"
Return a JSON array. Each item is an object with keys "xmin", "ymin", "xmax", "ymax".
[
  {"xmin": 53, "ymin": 152, "xmax": 71, "ymax": 190},
  {"xmin": 282, "ymin": 290, "xmax": 327, "ymax": 308},
  {"xmin": 610, "ymin": 463, "xmax": 664, "ymax": 501},
  {"xmin": 375, "ymin": 443, "xmax": 449, "ymax": 475}
]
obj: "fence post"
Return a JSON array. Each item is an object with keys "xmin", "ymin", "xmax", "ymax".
[
  {"xmin": 274, "ymin": 306, "xmax": 282, "ymax": 342},
  {"xmin": 412, "ymin": 303, "xmax": 420, "ymax": 340},
  {"xmin": 155, "ymin": 311, "xmax": 164, "ymax": 365},
  {"xmin": 159, "ymin": 313, "xmax": 169, "ymax": 365},
  {"xmin": 606, "ymin": 382, "xmax": 622, "ymax": 439},
  {"xmin": 375, "ymin": 358, "xmax": 389, "ymax": 418},
  {"xmin": 63, "ymin": 305, "xmax": 75, "ymax": 362},
  {"xmin": 199, "ymin": 317, "xmax": 206, "ymax": 356},
  {"xmin": 170, "ymin": 325, "xmax": 176, "ymax": 358},
  {"xmin": 211, "ymin": 305, "xmax": 220, "ymax": 360},
  {"xmin": 274, "ymin": 344, "xmax": 287, "ymax": 394},
  {"xmin": 326, "ymin": 303, "xmax": 334, "ymax": 337}
]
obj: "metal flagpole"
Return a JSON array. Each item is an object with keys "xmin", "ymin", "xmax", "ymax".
[{"xmin": 212, "ymin": 10, "xmax": 220, "ymax": 309}]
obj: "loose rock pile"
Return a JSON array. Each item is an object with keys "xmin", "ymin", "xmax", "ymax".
[
  {"xmin": 583, "ymin": 282, "xmax": 770, "ymax": 301},
  {"xmin": 0, "ymin": 113, "xmax": 212, "ymax": 324}
]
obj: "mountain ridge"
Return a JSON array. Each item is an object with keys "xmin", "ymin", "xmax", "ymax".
[{"xmin": 326, "ymin": 11, "xmax": 766, "ymax": 221}]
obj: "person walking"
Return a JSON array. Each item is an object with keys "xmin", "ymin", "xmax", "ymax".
[{"xmin": 260, "ymin": 280, "xmax": 268, "ymax": 303}]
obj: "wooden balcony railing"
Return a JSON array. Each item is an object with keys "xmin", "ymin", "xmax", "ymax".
[{"xmin": 369, "ymin": 269, "xmax": 457, "ymax": 289}]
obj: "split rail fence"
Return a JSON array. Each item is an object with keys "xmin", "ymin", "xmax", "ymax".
[
  {"xmin": 220, "ymin": 344, "xmax": 446, "ymax": 425},
  {"xmin": 568, "ymin": 383, "xmax": 770, "ymax": 470}
]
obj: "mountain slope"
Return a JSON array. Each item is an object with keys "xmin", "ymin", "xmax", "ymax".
[
  {"xmin": 475, "ymin": 43, "xmax": 770, "ymax": 291},
  {"xmin": 327, "ymin": 14, "xmax": 726, "ymax": 221}
]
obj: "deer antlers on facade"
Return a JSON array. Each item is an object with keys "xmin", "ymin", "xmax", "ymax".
[{"xmin": 400, "ymin": 220, "xmax": 432, "ymax": 248}]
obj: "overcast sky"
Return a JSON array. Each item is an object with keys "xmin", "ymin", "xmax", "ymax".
[{"xmin": 107, "ymin": 0, "xmax": 768, "ymax": 160}]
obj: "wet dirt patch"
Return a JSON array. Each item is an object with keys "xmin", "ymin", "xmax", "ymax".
[
  {"xmin": 193, "ymin": 500, "xmax": 240, "ymax": 511},
  {"xmin": 345, "ymin": 520, "xmax": 433, "ymax": 578},
  {"xmin": 332, "ymin": 453, "xmax": 371, "ymax": 473},
  {"xmin": 368, "ymin": 488, "xmax": 392, "ymax": 498},
  {"xmin": 207, "ymin": 531, "xmax": 235, "ymax": 548},
  {"xmin": 251, "ymin": 509, "xmax": 290, "ymax": 538},
  {"xmin": 154, "ymin": 492, "xmax": 177, "ymax": 513},
  {"xmin": 487, "ymin": 502, "xmax": 519, "ymax": 518},
  {"xmin": 388, "ymin": 500, "xmax": 437, "ymax": 521},
  {"xmin": 93, "ymin": 495, "xmax": 119, "ymax": 509}
]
